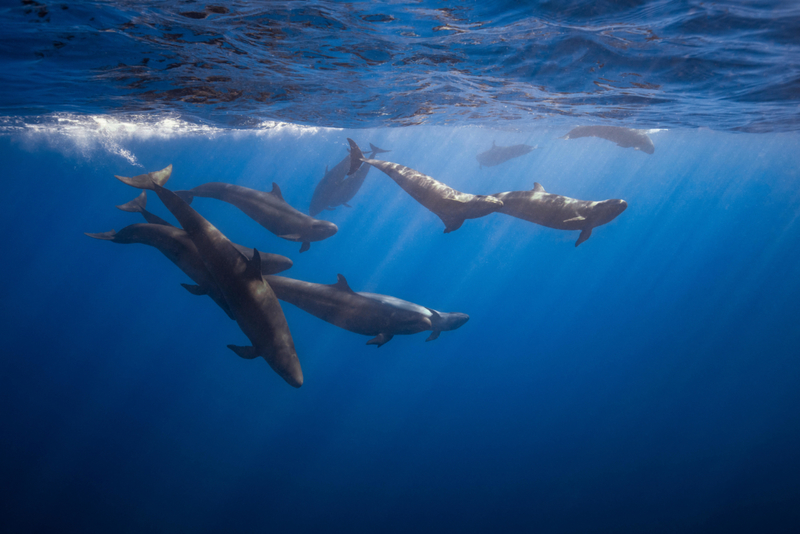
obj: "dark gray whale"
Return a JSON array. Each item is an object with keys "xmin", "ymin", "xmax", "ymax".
[
  {"xmin": 264, "ymin": 274, "xmax": 432, "ymax": 347},
  {"xmin": 476, "ymin": 141, "xmax": 536, "ymax": 168},
  {"xmin": 113, "ymin": 191, "xmax": 294, "ymax": 276},
  {"xmin": 561, "ymin": 126, "xmax": 655, "ymax": 154},
  {"xmin": 492, "ymin": 182, "xmax": 627, "ymax": 246},
  {"xmin": 117, "ymin": 170, "xmax": 303, "ymax": 388},
  {"xmin": 309, "ymin": 142, "xmax": 389, "ymax": 216},
  {"xmin": 357, "ymin": 293, "xmax": 469, "ymax": 341},
  {"xmin": 171, "ymin": 182, "xmax": 338, "ymax": 253},
  {"xmin": 348, "ymin": 138, "xmax": 503, "ymax": 233},
  {"xmin": 87, "ymin": 194, "xmax": 293, "ymax": 319}
]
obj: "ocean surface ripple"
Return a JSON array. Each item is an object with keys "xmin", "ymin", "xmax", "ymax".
[{"xmin": 2, "ymin": 0, "xmax": 799, "ymax": 132}]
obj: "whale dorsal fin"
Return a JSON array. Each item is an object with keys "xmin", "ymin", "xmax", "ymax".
[
  {"xmin": 532, "ymin": 182, "xmax": 545, "ymax": 193},
  {"xmin": 245, "ymin": 248, "xmax": 263, "ymax": 279},
  {"xmin": 333, "ymin": 274, "xmax": 355, "ymax": 293},
  {"xmin": 270, "ymin": 183, "xmax": 285, "ymax": 202}
]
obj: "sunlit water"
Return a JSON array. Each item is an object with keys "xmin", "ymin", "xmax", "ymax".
[{"xmin": 2, "ymin": 1, "xmax": 800, "ymax": 533}]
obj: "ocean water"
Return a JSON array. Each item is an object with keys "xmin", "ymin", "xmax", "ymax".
[{"xmin": 2, "ymin": 2, "xmax": 800, "ymax": 533}]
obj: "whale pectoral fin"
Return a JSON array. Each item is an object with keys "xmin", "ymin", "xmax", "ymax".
[
  {"xmin": 576, "ymin": 228, "xmax": 592, "ymax": 247},
  {"xmin": 366, "ymin": 333, "xmax": 393, "ymax": 347},
  {"xmin": 563, "ymin": 215, "xmax": 586, "ymax": 223},
  {"xmin": 532, "ymin": 182, "xmax": 545, "ymax": 193},
  {"xmin": 299, "ymin": 242, "xmax": 310, "ymax": 253},
  {"xmin": 425, "ymin": 331, "xmax": 441, "ymax": 342},
  {"xmin": 278, "ymin": 234, "xmax": 302, "ymax": 241},
  {"xmin": 85, "ymin": 230, "xmax": 117, "ymax": 240},
  {"xmin": 181, "ymin": 283, "xmax": 208, "ymax": 296},
  {"xmin": 443, "ymin": 219, "xmax": 464, "ymax": 233},
  {"xmin": 227, "ymin": 345, "xmax": 259, "ymax": 360}
]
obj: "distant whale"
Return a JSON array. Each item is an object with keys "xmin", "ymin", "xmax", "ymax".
[
  {"xmin": 348, "ymin": 138, "xmax": 504, "ymax": 233},
  {"xmin": 561, "ymin": 126, "xmax": 655, "ymax": 154},
  {"xmin": 264, "ymin": 274, "xmax": 432, "ymax": 347},
  {"xmin": 171, "ymin": 182, "xmax": 338, "ymax": 253},
  {"xmin": 117, "ymin": 168, "xmax": 303, "ymax": 388},
  {"xmin": 309, "ymin": 142, "xmax": 389, "ymax": 216},
  {"xmin": 492, "ymin": 182, "xmax": 627, "ymax": 246},
  {"xmin": 476, "ymin": 141, "xmax": 536, "ymax": 168},
  {"xmin": 357, "ymin": 292, "xmax": 469, "ymax": 341}
]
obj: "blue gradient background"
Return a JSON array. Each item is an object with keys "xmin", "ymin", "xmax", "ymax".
[{"xmin": 1, "ymin": 126, "xmax": 799, "ymax": 532}]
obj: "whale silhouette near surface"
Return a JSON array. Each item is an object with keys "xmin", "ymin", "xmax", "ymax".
[{"xmin": 561, "ymin": 126, "xmax": 655, "ymax": 154}]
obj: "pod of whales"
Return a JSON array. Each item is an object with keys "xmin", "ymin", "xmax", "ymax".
[
  {"xmin": 476, "ymin": 141, "xmax": 536, "ymax": 168},
  {"xmin": 492, "ymin": 183, "xmax": 628, "ymax": 246},
  {"xmin": 348, "ymin": 138, "xmax": 504, "ymax": 233},
  {"xmin": 97, "ymin": 124, "xmax": 633, "ymax": 389},
  {"xmin": 265, "ymin": 274, "xmax": 432, "ymax": 347},
  {"xmin": 171, "ymin": 182, "xmax": 337, "ymax": 253},
  {"xmin": 309, "ymin": 142, "xmax": 389, "ymax": 216},
  {"xmin": 561, "ymin": 126, "xmax": 655, "ymax": 154},
  {"xmin": 86, "ymin": 191, "xmax": 293, "ymax": 319},
  {"xmin": 115, "ymin": 170, "xmax": 303, "ymax": 388}
]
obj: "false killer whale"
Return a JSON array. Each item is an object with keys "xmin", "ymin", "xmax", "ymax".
[
  {"xmin": 264, "ymin": 274, "xmax": 432, "ymax": 347},
  {"xmin": 170, "ymin": 182, "xmax": 338, "ymax": 253},
  {"xmin": 561, "ymin": 126, "xmax": 655, "ymax": 154},
  {"xmin": 309, "ymin": 142, "xmax": 390, "ymax": 216},
  {"xmin": 492, "ymin": 182, "xmax": 627, "ymax": 246},
  {"xmin": 347, "ymin": 138, "xmax": 503, "ymax": 233}
]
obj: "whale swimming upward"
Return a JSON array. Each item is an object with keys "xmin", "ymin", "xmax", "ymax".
[
  {"xmin": 309, "ymin": 142, "xmax": 390, "ymax": 216},
  {"xmin": 347, "ymin": 138, "xmax": 503, "ymax": 233},
  {"xmin": 492, "ymin": 182, "xmax": 628, "ymax": 246}
]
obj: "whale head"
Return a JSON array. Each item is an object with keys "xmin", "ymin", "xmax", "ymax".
[
  {"xmin": 594, "ymin": 199, "xmax": 628, "ymax": 226},
  {"xmin": 472, "ymin": 195, "xmax": 505, "ymax": 216},
  {"xmin": 308, "ymin": 219, "xmax": 339, "ymax": 241},
  {"xmin": 441, "ymin": 312, "xmax": 469, "ymax": 331},
  {"xmin": 637, "ymin": 137, "xmax": 655, "ymax": 154}
]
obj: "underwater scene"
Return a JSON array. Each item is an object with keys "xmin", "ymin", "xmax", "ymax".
[{"xmin": 2, "ymin": 1, "xmax": 800, "ymax": 533}]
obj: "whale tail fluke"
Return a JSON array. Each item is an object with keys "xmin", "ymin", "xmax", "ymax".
[
  {"xmin": 115, "ymin": 164, "xmax": 172, "ymax": 190},
  {"xmin": 116, "ymin": 191, "xmax": 147, "ymax": 213},
  {"xmin": 346, "ymin": 138, "xmax": 365, "ymax": 175},
  {"xmin": 85, "ymin": 230, "xmax": 117, "ymax": 240},
  {"xmin": 369, "ymin": 143, "xmax": 390, "ymax": 155}
]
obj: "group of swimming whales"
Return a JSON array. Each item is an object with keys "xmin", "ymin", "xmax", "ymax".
[{"xmin": 86, "ymin": 126, "xmax": 643, "ymax": 387}]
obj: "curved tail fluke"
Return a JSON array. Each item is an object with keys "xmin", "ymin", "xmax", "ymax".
[
  {"xmin": 346, "ymin": 138, "xmax": 365, "ymax": 175},
  {"xmin": 116, "ymin": 190, "xmax": 147, "ymax": 213},
  {"xmin": 115, "ymin": 164, "xmax": 172, "ymax": 190},
  {"xmin": 369, "ymin": 143, "xmax": 390, "ymax": 156}
]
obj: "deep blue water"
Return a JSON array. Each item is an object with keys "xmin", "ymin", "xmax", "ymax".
[{"xmin": 2, "ymin": 2, "xmax": 800, "ymax": 534}]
